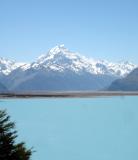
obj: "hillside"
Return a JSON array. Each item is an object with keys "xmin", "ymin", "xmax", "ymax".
[{"xmin": 108, "ymin": 68, "xmax": 138, "ymax": 91}]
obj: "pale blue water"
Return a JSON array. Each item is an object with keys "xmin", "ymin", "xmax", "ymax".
[{"xmin": 0, "ymin": 96, "xmax": 138, "ymax": 160}]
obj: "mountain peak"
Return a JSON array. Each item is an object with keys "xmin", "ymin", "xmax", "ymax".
[
  {"xmin": 37, "ymin": 45, "xmax": 80, "ymax": 64},
  {"xmin": 48, "ymin": 44, "xmax": 68, "ymax": 55},
  {"xmin": 37, "ymin": 44, "xmax": 67, "ymax": 60},
  {"xmin": 0, "ymin": 45, "xmax": 137, "ymax": 77},
  {"xmin": 30, "ymin": 45, "xmax": 137, "ymax": 76}
]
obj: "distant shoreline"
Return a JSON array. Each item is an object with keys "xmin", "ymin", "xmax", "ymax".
[{"xmin": 0, "ymin": 91, "xmax": 138, "ymax": 98}]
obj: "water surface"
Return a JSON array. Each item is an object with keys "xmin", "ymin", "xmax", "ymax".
[{"xmin": 0, "ymin": 96, "xmax": 138, "ymax": 160}]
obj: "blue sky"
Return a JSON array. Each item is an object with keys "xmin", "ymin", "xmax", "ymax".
[{"xmin": 0, "ymin": 0, "xmax": 138, "ymax": 63}]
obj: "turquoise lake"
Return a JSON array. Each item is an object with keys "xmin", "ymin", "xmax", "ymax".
[{"xmin": 0, "ymin": 96, "xmax": 138, "ymax": 160}]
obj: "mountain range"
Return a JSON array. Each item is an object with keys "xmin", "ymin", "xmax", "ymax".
[
  {"xmin": 108, "ymin": 68, "xmax": 138, "ymax": 91},
  {"xmin": 0, "ymin": 45, "xmax": 137, "ymax": 92}
]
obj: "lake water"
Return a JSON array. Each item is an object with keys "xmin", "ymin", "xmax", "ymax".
[{"xmin": 0, "ymin": 96, "xmax": 138, "ymax": 160}]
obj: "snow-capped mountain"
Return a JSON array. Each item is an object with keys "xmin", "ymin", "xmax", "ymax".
[
  {"xmin": 0, "ymin": 45, "xmax": 137, "ymax": 92},
  {"xmin": 20, "ymin": 44, "xmax": 137, "ymax": 77},
  {"xmin": 0, "ymin": 57, "xmax": 25, "ymax": 75},
  {"xmin": 0, "ymin": 45, "xmax": 137, "ymax": 77},
  {"xmin": 108, "ymin": 67, "xmax": 138, "ymax": 91}
]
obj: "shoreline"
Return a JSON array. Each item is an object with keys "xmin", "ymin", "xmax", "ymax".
[{"xmin": 0, "ymin": 91, "xmax": 138, "ymax": 98}]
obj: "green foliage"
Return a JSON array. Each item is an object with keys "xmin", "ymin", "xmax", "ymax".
[{"xmin": 0, "ymin": 110, "xmax": 32, "ymax": 160}]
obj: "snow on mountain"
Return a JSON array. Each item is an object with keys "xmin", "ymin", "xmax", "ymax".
[
  {"xmin": 0, "ymin": 45, "xmax": 137, "ymax": 77},
  {"xmin": 21, "ymin": 44, "xmax": 136, "ymax": 77},
  {"xmin": 0, "ymin": 57, "xmax": 25, "ymax": 75},
  {"xmin": 0, "ymin": 45, "xmax": 137, "ymax": 92},
  {"xmin": 108, "ymin": 67, "xmax": 138, "ymax": 91},
  {"xmin": 29, "ymin": 44, "xmax": 96, "ymax": 73},
  {"xmin": 104, "ymin": 61, "xmax": 136, "ymax": 77}
]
